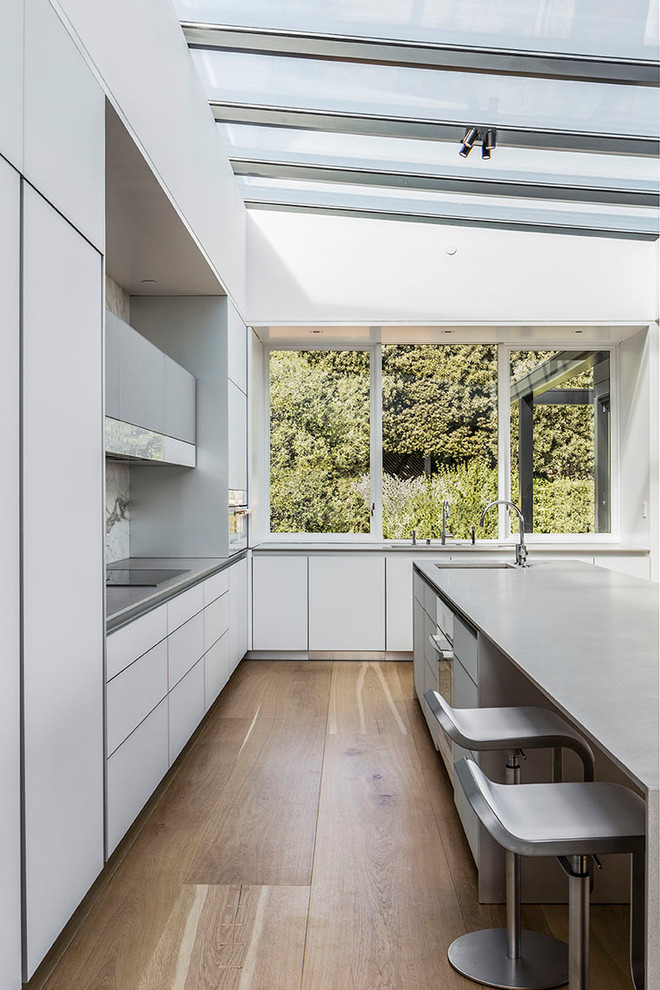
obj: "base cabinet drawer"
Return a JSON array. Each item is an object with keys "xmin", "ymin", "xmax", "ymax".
[
  {"xmin": 203, "ymin": 569, "xmax": 229, "ymax": 606},
  {"xmin": 168, "ymin": 611, "xmax": 204, "ymax": 688},
  {"xmin": 169, "ymin": 659, "xmax": 205, "ymax": 764},
  {"xmin": 454, "ymin": 755, "xmax": 479, "ymax": 866},
  {"xmin": 106, "ymin": 604, "xmax": 167, "ymax": 680},
  {"xmin": 106, "ymin": 698, "xmax": 169, "ymax": 855},
  {"xmin": 106, "ymin": 640, "xmax": 168, "ymax": 755},
  {"xmin": 205, "ymin": 632, "xmax": 230, "ymax": 710},
  {"xmin": 204, "ymin": 591, "xmax": 229, "ymax": 652}
]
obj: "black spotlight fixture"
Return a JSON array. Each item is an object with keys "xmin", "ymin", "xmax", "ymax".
[
  {"xmin": 482, "ymin": 128, "xmax": 497, "ymax": 160},
  {"xmin": 459, "ymin": 126, "xmax": 479, "ymax": 158}
]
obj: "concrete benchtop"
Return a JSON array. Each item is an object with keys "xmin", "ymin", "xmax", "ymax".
[{"xmin": 414, "ymin": 559, "xmax": 659, "ymax": 793}]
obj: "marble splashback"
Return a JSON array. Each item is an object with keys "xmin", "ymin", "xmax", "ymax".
[
  {"xmin": 106, "ymin": 461, "xmax": 130, "ymax": 563},
  {"xmin": 105, "ymin": 275, "xmax": 130, "ymax": 323}
]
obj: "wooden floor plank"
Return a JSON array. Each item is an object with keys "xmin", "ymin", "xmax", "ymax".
[
  {"xmin": 138, "ymin": 885, "xmax": 309, "ymax": 990},
  {"xmin": 301, "ymin": 733, "xmax": 481, "ymax": 990},
  {"xmin": 41, "ymin": 880, "xmax": 181, "ymax": 990},
  {"xmin": 185, "ymin": 716, "xmax": 326, "ymax": 885},
  {"xmin": 213, "ymin": 660, "xmax": 332, "ymax": 723},
  {"xmin": 328, "ymin": 661, "xmax": 411, "ymax": 736},
  {"xmin": 31, "ymin": 660, "xmax": 636, "ymax": 990}
]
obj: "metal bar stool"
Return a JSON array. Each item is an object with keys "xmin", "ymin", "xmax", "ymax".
[
  {"xmin": 455, "ymin": 757, "xmax": 646, "ymax": 990},
  {"xmin": 424, "ymin": 690, "xmax": 596, "ymax": 990}
]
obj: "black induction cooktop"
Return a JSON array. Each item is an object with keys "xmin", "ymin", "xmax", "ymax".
[{"xmin": 105, "ymin": 568, "xmax": 189, "ymax": 587}]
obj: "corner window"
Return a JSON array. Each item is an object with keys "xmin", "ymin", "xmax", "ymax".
[{"xmin": 509, "ymin": 349, "xmax": 611, "ymax": 534}]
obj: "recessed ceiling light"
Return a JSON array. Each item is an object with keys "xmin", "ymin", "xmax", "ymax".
[
  {"xmin": 443, "ymin": 330, "xmax": 453, "ymax": 334},
  {"xmin": 571, "ymin": 329, "xmax": 584, "ymax": 334},
  {"xmin": 141, "ymin": 279, "xmax": 158, "ymax": 286},
  {"xmin": 446, "ymin": 244, "xmax": 457, "ymax": 256},
  {"xmin": 311, "ymin": 329, "xmax": 323, "ymax": 334}
]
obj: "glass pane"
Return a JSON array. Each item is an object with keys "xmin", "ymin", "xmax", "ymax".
[
  {"xmin": 176, "ymin": 0, "xmax": 659, "ymax": 62},
  {"xmin": 509, "ymin": 349, "xmax": 611, "ymax": 534},
  {"xmin": 194, "ymin": 50, "xmax": 659, "ymax": 138},
  {"xmin": 238, "ymin": 176, "xmax": 658, "ymax": 235},
  {"xmin": 382, "ymin": 345, "xmax": 498, "ymax": 540},
  {"xmin": 269, "ymin": 350, "xmax": 371, "ymax": 533},
  {"xmin": 220, "ymin": 123, "xmax": 660, "ymax": 189}
]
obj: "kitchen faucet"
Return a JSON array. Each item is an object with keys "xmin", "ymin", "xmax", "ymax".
[
  {"xmin": 441, "ymin": 500, "xmax": 452, "ymax": 545},
  {"xmin": 480, "ymin": 500, "xmax": 528, "ymax": 567}
]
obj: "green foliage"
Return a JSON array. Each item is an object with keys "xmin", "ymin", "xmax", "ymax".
[{"xmin": 269, "ymin": 347, "xmax": 601, "ymax": 537}]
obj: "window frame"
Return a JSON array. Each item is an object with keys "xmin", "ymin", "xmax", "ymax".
[{"xmin": 264, "ymin": 340, "xmax": 618, "ymax": 543}]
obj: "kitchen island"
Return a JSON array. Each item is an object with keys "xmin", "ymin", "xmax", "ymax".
[{"xmin": 413, "ymin": 559, "xmax": 659, "ymax": 988}]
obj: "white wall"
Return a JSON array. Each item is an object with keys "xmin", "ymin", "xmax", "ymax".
[
  {"xmin": 246, "ymin": 211, "xmax": 659, "ymax": 326},
  {"xmin": 52, "ymin": 0, "xmax": 248, "ymax": 314}
]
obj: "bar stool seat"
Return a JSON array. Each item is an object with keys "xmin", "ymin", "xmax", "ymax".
[
  {"xmin": 425, "ymin": 695, "xmax": 594, "ymax": 778},
  {"xmin": 424, "ymin": 690, "xmax": 596, "ymax": 989},
  {"xmin": 456, "ymin": 758, "xmax": 646, "ymax": 990}
]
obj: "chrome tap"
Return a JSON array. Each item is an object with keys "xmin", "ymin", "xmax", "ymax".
[
  {"xmin": 441, "ymin": 500, "xmax": 452, "ymax": 545},
  {"xmin": 480, "ymin": 500, "xmax": 528, "ymax": 567}
]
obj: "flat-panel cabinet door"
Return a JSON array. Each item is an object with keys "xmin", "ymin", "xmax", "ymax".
[
  {"xmin": 309, "ymin": 556, "xmax": 385, "ymax": 651},
  {"xmin": 386, "ymin": 555, "xmax": 414, "ymax": 651},
  {"xmin": 22, "ymin": 187, "xmax": 104, "ymax": 979},
  {"xmin": 120, "ymin": 321, "xmax": 165, "ymax": 433},
  {"xmin": 105, "ymin": 311, "xmax": 122, "ymax": 420},
  {"xmin": 253, "ymin": 556, "xmax": 308, "ymax": 651},
  {"xmin": 228, "ymin": 381, "xmax": 247, "ymax": 493},
  {"xmin": 227, "ymin": 301, "xmax": 247, "ymax": 393},
  {"xmin": 23, "ymin": 0, "xmax": 104, "ymax": 249},
  {"xmin": 163, "ymin": 355, "xmax": 196, "ymax": 443},
  {"xmin": 205, "ymin": 632, "xmax": 230, "ymax": 710},
  {"xmin": 0, "ymin": 157, "xmax": 22, "ymax": 990},
  {"xmin": 169, "ymin": 659, "xmax": 205, "ymax": 763},
  {"xmin": 229, "ymin": 557, "xmax": 248, "ymax": 671}
]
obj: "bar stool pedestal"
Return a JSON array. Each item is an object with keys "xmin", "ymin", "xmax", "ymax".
[{"xmin": 448, "ymin": 929, "xmax": 569, "ymax": 990}]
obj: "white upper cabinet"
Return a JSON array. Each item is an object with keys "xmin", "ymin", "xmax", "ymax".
[
  {"xmin": 0, "ymin": 0, "xmax": 23, "ymax": 171},
  {"xmin": 23, "ymin": 0, "xmax": 105, "ymax": 250},
  {"xmin": 309, "ymin": 556, "xmax": 385, "ymax": 651},
  {"xmin": 227, "ymin": 300, "xmax": 247, "ymax": 394},
  {"xmin": 0, "ymin": 156, "xmax": 22, "ymax": 990},
  {"xmin": 228, "ymin": 381, "xmax": 248, "ymax": 493},
  {"xmin": 22, "ymin": 186, "xmax": 104, "ymax": 979}
]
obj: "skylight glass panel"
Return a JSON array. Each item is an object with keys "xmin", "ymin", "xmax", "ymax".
[
  {"xmin": 237, "ymin": 175, "xmax": 659, "ymax": 235},
  {"xmin": 176, "ymin": 0, "xmax": 659, "ymax": 62},
  {"xmin": 193, "ymin": 50, "xmax": 659, "ymax": 138},
  {"xmin": 219, "ymin": 123, "xmax": 660, "ymax": 192}
]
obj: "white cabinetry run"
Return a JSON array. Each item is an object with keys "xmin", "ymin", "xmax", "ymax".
[{"xmin": 106, "ymin": 557, "xmax": 248, "ymax": 856}]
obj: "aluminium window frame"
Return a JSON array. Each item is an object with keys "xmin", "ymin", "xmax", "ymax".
[{"xmin": 264, "ymin": 340, "xmax": 619, "ymax": 543}]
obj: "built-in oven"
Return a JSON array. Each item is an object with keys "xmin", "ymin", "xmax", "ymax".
[{"xmin": 228, "ymin": 490, "xmax": 250, "ymax": 553}]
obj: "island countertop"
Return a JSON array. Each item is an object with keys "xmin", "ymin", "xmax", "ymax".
[{"xmin": 414, "ymin": 559, "xmax": 659, "ymax": 793}]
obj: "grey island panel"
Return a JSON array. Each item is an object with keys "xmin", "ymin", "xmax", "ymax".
[{"xmin": 414, "ymin": 560, "xmax": 659, "ymax": 792}]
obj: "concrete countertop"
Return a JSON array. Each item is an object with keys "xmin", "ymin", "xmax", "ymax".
[
  {"xmin": 106, "ymin": 554, "xmax": 244, "ymax": 630},
  {"xmin": 252, "ymin": 541, "xmax": 650, "ymax": 554},
  {"xmin": 414, "ymin": 559, "xmax": 659, "ymax": 793}
]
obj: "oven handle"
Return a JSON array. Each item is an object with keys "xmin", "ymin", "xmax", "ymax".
[{"xmin": 428, "ymin": 632, "xmax": 454, "ymax": 661}]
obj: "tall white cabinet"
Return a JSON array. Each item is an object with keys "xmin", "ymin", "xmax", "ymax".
[
  {"xmin": 0, "ymin": 156, "xmax": 22, "ymax": 990},
  {"xmin": 22, "ymin": 187, "xmax": 105, "ymax": 979}
]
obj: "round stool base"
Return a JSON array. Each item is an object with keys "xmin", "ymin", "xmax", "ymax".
[{"xmin": 448, "ymin": 928, "xmax": 568, "ymax": 990}]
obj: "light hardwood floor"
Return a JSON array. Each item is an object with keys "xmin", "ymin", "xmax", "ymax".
[{"xmin": 29, "ymin": 660, "xmax": 633, "ymax": 990}]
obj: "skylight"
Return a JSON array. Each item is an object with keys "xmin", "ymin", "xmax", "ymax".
[{"xmin": 176, "ymin": 0, "xmax": 660, "ymax": 238}]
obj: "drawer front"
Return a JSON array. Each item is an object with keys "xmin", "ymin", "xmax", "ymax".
[
  {"xmin": 168, "ymin": 611, "xmax": 205, "ymax": 688},
  {"xmin": 167, "ymin": 582, "xmax": 204, "ymax": 634},
  {"xmin": 106, "ymin": 698, "xmax": 169, "ymax": 855},
  {"xmin": 205, "ymin": 631, "xmax": 230, "ymax": 711},
  {"xmin": 436, "ymin": 597, "xmax": 455, "ymax": 643},
  {"xmin": 454, "ymin": 615, "xmax": 478, "ymax": 684},
  {"xmin": 204, "ymin": 591, "xmax": 229, "ymax": 652},
  {"xmin": 106, "ymin": 640, "xmax": 168, "ymax": 755},
  {"xmin": 423, "ymin": 581, "xmax": 436, "ymax": 621},
  {"xmin": 169, "ymin": 658, "xmax": 205, "ymax": 764},
  {"xmin": 453, "ymin": 658, "xmax": 478, "ymax": 709},
  {"xmin": 454, "ymin": 761, "xmax": 479, "ymax": 865},
  {"xmin": 203, "ymin": 569, "xmax": 229, "ymax": 606},
  {"xmin": 413, "ymin": 572, "xmax": 425, "ymax": 607},
  {"xmin": 106, "ymin": 604, "xmax": 167, "ymax": 680}
]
